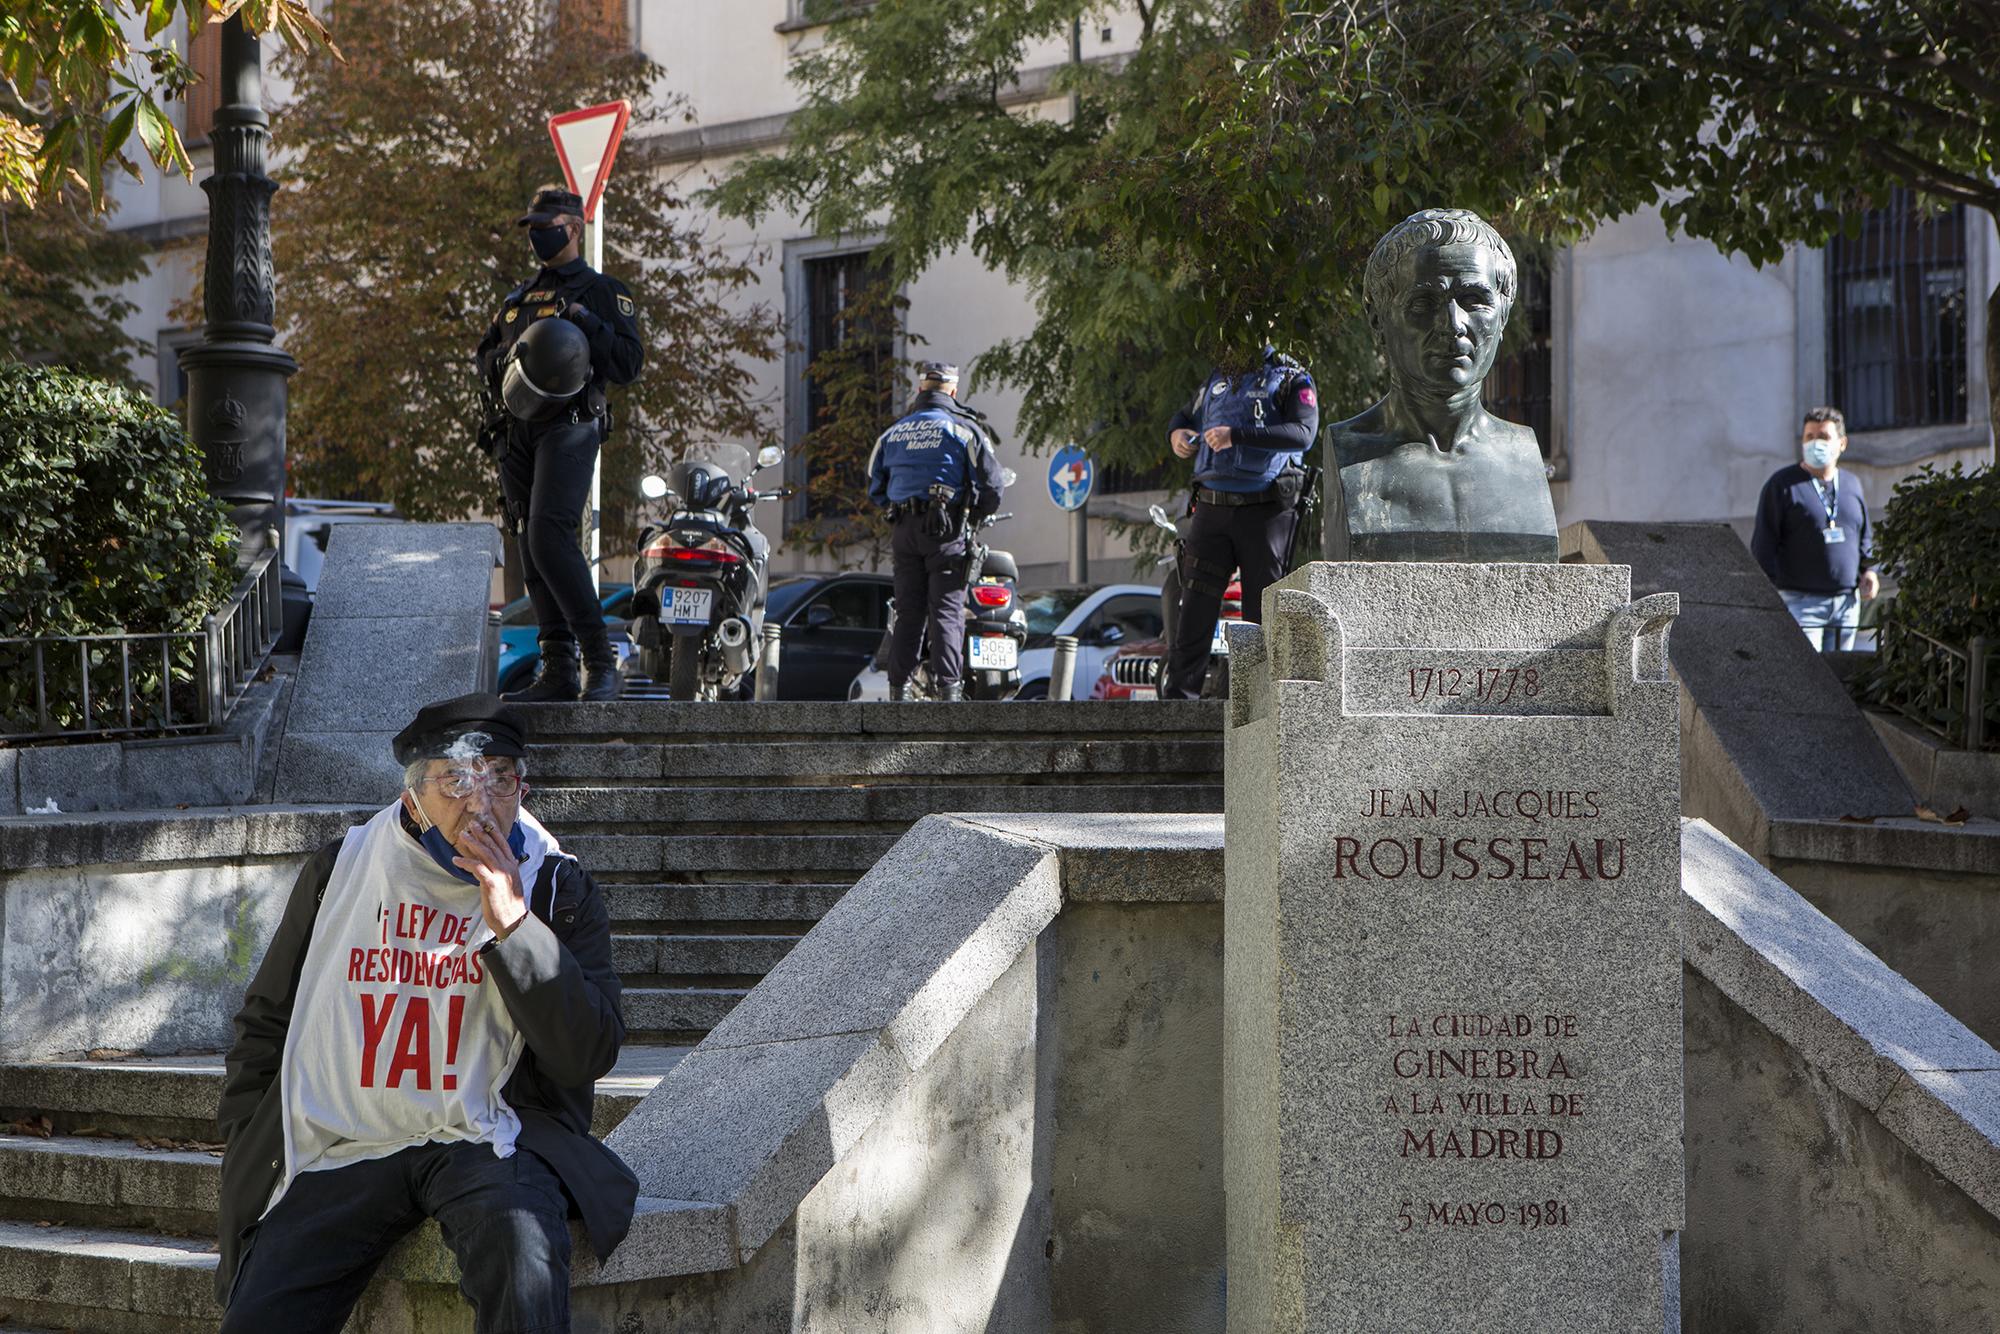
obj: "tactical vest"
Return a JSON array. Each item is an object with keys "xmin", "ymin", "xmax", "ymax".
[{"xmin": 1193, "ymin": 362, "xmax": 1302, "ymax": 490}]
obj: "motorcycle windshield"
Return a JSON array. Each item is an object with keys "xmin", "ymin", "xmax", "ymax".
[{"xmin": 677, "ymin": 441, "xmax": 754, "ymax": 482}]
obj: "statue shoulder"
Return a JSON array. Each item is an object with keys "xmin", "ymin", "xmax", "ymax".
[{"xmin": 1326, "ymin": 400, "xmax": 1400, "ymax": 468}]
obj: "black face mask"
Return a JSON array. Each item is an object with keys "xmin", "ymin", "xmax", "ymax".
[{"xmin": 529, "ymin": 225, "xmax": 571, "ymax": 262}]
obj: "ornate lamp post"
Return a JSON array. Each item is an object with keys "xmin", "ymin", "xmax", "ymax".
[{"xmin": 180, "ymin": 14, "xmax": 296, "ymax": 564}]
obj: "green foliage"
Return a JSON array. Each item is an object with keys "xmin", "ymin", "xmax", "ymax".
[
  {"xmin": 0, "ymin": 0, "xmax": 334, "ymax": 209},
  {"xmin": 0, "ymin": 176, "xmax": 151, "ymax": 379},
  {"xmin": 1867, "ymin": 464, "xmax": 2000, "ymax": 744},
  {"xmin": 0, "ymin": 361, "xmax": 236, "ymax": 732},
  {"xmin": 271, "ymin": 0, "xmax": 783, "ymax": 546},
  {"xmin": 716, "ymin": 0, "xmax": 2000, "ymax": 490},
  {"xmin": 788, "ymin": 279, "xmax": 925, "ymax": 563}
]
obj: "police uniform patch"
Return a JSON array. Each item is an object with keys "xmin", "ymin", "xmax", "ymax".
[
  {"xmin": 536, "ymin": 305, "xmax": 558, "ymax": 318},
  {"xmin": 504, "ymin": 309, "xmax": 518, "ymax": 323},
  {"xmin": 616, "ymin": 294, "xmax": 634, "ymax": 317},
  {"xmin": 525, "ymin": 290, "xmax": 553, "ymax": 301}
]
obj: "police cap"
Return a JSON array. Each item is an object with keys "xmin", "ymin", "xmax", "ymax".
[
  {"xmin": 917, "ymin": 360, "xmax": 959, "ymax": 385},
  {"xmin": 392, "ymin": 692, "xmax": 529, "ymax": 765},
  {"xmin": 516, "ymin": 187, "xmax": 585, "ymax": 228}
]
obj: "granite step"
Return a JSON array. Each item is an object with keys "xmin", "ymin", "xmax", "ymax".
[
  {"xmin": 516, "ymin": 698, "xmax": 1224, "ymax": 741},
  {"xmin": 600, "ymin": 881, "xmax": 853, "ymax": 925},
  {"xmin": 622, "ymin": 988, "xmax": 751, "ymax": 1043},
  {"xmin": 0, "ymin": 1045, "xmax": 690, "ymax": 1143},
  {"xmin": 0, "ymin": 1133, "xmax": 221, "ymax": 1237},
  {"xmin": 611, "ymin": 932, "xmax": 800, "ymax": 980},
  {"xmin": 524, "ymin": 737, "xmax": 1223, "ymax": 783},
  {"xmin": 0, "ymin": 1218, "xmax": 220, "ymax": 1334},
  {"xmin": 563, "ymin": 832, "xmax": 901, "ymax": 875},
  {"xmin": 532, "ymin": 781, "xmax": 1224, "ymax": 828}
]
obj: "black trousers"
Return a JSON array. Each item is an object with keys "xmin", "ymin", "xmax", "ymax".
[
  {"xmin": 221, "ymin": 1140, "xmax": 572, "ymax": 1334},
  {"xmin": 499, "ymin": 419, "xmax": 608, "ymax": 663},
  {"xmin": 885, "ymin": 512, "xmax": 968, "ymax": 688},
  {"xmin": 1161, "ymin": 496, "xmax": 1297, "ymax": 700}
]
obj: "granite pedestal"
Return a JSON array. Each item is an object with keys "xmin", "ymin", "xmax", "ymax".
[{"xmin": 1223, "ymin": 562, "xmax": 1683, "ymax": 1332}]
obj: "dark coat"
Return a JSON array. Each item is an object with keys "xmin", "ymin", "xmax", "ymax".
[{"xmin": 214, "ymin": 823, "xmax": 637, "ymax": 1303}]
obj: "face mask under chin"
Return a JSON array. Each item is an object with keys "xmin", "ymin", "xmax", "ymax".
[
  {"xmin": 530, "ymin": 226, "xmax": 571, "ymax": 262},
  {"xmin": 406, "ymin": 793, "xmax": 527, "ymax": 885}
]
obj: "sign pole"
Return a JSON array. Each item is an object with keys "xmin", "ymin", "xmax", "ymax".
[
  {"xmin": 587, "ymin": 204, "xmax": 603, "ymax": 595},
  {"xmin": 1069, "ymin": 503, "xmax": 1088, "ymax": 584}
]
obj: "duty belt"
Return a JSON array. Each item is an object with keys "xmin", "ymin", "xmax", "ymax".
[{"xmin": 1195, "ymin": 483, "xmax": 1281, "ymax": 507}]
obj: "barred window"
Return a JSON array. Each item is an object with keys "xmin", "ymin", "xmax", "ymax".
[
  {"xmin": 1483, "ymin": 251, "xmax": 1555, "ymax": 462},
  {"xmin": 1827, "ymin": 194, "xmax": 1968, "ymax": 432},
  {"xmin": 800, "ymin": 250, "xmax": 897, "ymax": 519}
]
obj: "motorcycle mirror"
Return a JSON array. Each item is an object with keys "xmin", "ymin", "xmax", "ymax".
[
  {"xmin": 1000, "ymin": 468, "xmax": 1018, "ymax": 488},
  {"xmin": 640, "ymin": 474, "xmax": 669, "ymax": 499},
  {"xmin": 756, "ymin": 444, "xmax": 784, "ymax": 471}
]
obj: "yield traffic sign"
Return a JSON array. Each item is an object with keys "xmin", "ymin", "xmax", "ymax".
[{"xmin": 548, "ymin": 100, "xmax": 631, "ymax": 224}]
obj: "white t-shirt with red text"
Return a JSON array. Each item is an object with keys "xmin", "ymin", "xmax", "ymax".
[{"xmin": 267, "ymin": 801, "xmax": 564, "ymax": 1215}]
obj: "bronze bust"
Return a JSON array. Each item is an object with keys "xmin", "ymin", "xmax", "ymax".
[{"xmin": 1324, "ymin": 208, "xmax": 1559, "ymax": 563}]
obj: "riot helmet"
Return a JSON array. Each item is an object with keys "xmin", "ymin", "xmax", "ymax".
[{"xmin": 501, "ymin": 316, "xmax": 591, "ymax": 422}]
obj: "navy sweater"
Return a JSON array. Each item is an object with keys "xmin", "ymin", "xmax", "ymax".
[{"xmin": 1750, "ymin": 464, "xmax": 1875, "ymax": 595}]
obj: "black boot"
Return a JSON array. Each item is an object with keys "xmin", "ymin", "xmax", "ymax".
[
  {"xmin": 504, "ymin": 643, "xmax": 580, "ymax": 702},
  {"xmin": 940, "ymin": 680, "xmax": 964, "ymax": 702},
  {"xmin": 576, "ymin": 636, "xmax": 620, "ymax": 700},
  {"xmin": 888, "ymin": 681, "xmax": 908, "ymax": 702}
]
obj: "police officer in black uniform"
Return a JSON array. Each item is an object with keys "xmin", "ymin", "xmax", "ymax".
[
  {"xmin": 867, "ymin": 361, "xmax": 1007, "ymax": 702},
  {"xmin": 475, "ymin": 186, "xmax": 643, "ymax": 703},
  {"xmin": 1159, "ymin": 345, "xmax": 1319, "ymax": 699}
]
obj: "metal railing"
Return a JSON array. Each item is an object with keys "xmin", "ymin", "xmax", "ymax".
[
  {"xmin": 0, "ymin": 548, "xmax": 284, "ymax": 744},
  {"xmin": 1876, "ymin": 621, "xmax": 1994, "ymax": 752}
]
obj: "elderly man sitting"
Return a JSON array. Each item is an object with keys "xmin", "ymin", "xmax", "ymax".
[{"xmin": 215, "ymin": 692, "xmax": 633, "ymax": 1333}]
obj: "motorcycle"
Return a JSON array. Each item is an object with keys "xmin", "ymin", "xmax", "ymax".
[{"xmin": 628, "ymin": 442, "xmax": 788, "ymax": 701}]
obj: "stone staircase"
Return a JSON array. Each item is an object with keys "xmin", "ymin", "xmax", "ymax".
[
  {"xmin": 524, "ymin": 700, "xmax": 1224, "ymax": 1044},
  {"xmin": 0, "ymin": 700, "xmax": 1221, "ymax": 1331}
]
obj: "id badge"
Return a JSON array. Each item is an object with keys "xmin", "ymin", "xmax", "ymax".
[{"xmin": 1822, "ymin": 525, "xmax": 1846, "ymax": 544}]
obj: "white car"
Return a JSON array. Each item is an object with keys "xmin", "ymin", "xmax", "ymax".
[
  {"xmin": 848, "ymin": 583, "xmax": 1164, "ymax": 701},
  {"xmin": 283, "ymin": 498, "xmax": 403, "ymax": 593}
]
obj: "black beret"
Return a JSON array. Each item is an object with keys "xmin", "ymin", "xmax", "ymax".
[
  {"xmin": 392, "ymin": 692, "xmax": 528, "ymax": 765},
  {"xmin": 517, "ymin": 187, "xmax": 585, "ymax": 227}
]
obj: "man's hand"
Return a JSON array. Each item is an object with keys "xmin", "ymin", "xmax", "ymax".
[
  {"xmin": 1860, "ymin": 569, "xmax": 1881, "ymax": 600},
  {"xmin": 1203, "ymin": 425, "xmax": 1234, "ymax": 452},
  {"xmin": 560, "ymin": 299, "xmax": 597, "ymax": 328},
  {"xmin": 1170, "ymin": 429, "xmax": 1198, "ymax": 459},
  {"xmin": 454, "ymin": 815, "xmax": 529, "ymax": 938}
]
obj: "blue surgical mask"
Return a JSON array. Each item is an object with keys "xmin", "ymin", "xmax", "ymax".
[
  {"xmin": 530, "ymin": 225, "xmax": 570, "ymax": 262},
  {"xmin": 1803, "ymin": 440, "xmax": 1838, "ymax": 471},
  {"xmin": 407, "ymin": 795, "xmax": 527, "ymax": 884}
]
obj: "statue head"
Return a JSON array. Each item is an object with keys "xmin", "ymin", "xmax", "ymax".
[{"xmin": 1363, "ymin": 208, "xmax": 1516, "ymax": 398}]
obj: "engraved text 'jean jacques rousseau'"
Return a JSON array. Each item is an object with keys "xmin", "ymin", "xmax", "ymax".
[{"xmin": 1324, "ymin": 208, "xmax": 1560, "ymax": 563}]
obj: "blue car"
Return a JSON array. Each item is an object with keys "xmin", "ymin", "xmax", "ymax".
[{"xmin": 494, "ymin": 583, "xmax": 634, "ymax": 695}]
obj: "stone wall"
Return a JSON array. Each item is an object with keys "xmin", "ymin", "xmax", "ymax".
[{"xmin": 0, "ymin": 806, "xmax": 368, "ymax": 1059}]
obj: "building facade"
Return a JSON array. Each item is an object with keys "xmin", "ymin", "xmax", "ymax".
[{"xmin": 106, "ymin": 0, "xmax": 1996, "ymax": 588}]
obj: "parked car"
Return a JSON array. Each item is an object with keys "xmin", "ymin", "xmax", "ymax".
[
  {"xmin": 1091, "ymin": 578, "xmax": 1242, "ymax": 700},
  {"xmin": 494, "ymin": 583, "xmax": 636, "ymax": 695},
  {"xmin": 847, "ymin": 581, "xmax": 1163, "ymax": 702},
  {"xmin": 283, "ymin": 498, "xmax": 404, "ymax": 593},
  {"xmin": 1012, "ymin": 584, "xmax": 1163, "ymax": 700},
  {"xmin": 766, "ymin": 573, "xmax": 898, "ymax": 700}
]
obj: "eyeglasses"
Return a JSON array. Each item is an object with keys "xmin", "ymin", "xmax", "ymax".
[{"xmin": 421, "ymin": 769, "xmax": 525, "ymax": 799}]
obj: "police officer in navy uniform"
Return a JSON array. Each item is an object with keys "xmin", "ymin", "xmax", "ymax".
[
  {"xmin": 475, "ymin": 186, "xmax": 643, "ymax": 703},
  {"xmin": 1159, "ymin": 345, "xmax": 1319, "ymax": 700},
  {"xmin": 867, "ymin": 361, "xmax": 1007, "ymax": 702}
]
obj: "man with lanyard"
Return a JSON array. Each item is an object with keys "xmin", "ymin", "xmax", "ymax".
[
  {"xmin": 1751, "ymin": 406, "xmax": 1880, "ymax": 652},
  {"xmin": 475, "ymin": 185, "xmax": 644, "ymax": 703},
  {"xmin": 215, "ymin": 693, "xmax": 635, "ymax": 1331},
  {"xmin": 1159, "ymin": 344, "xmax": 1320, "ymax": 699},
  {"xmin": 866, "ymin": 360, "xmax": 1007, "ymax": 701}
]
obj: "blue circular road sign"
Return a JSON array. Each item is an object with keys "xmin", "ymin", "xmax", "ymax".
[{"xmin": 1048, "ymin": 445, "xmax": 1093, "ymax": 512}]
